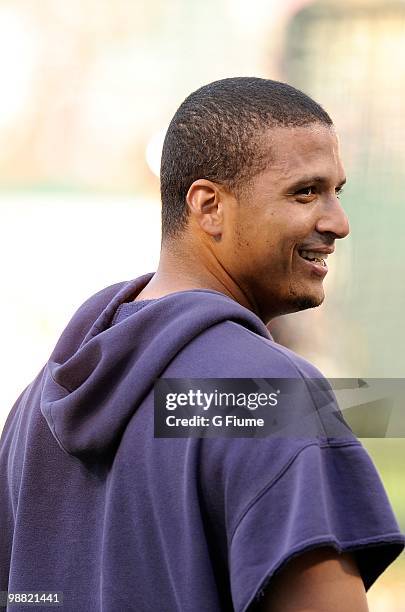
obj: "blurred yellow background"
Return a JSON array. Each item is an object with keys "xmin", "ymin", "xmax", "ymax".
[{"xmin": 0, "ymin": 0, "xmax": 404, "ymax": 608}]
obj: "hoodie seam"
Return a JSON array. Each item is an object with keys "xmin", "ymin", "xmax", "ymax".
[
  {"xmin": 46, "ymin": 367, "xmax": 75, "ymax": 456},
  {"xmin": 48, "ymin": 365, "xmax": 73, "ymax": 393},
  {"xmin": 229, "ymin": 439, "xmax": 363, "ymax": 546}
]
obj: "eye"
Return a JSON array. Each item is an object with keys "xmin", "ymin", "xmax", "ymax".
[
  {"xmin": 336, "ymin": 187, "xmax": 344, "ymax": 199},
  {"xmin": 295, "ymin": 186, "xmax": 316, "ymax": 199}
]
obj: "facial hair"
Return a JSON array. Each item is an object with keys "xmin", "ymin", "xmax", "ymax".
[{"xmin": 288, "ymin": 284, "xmax": 325, "ymax": 312}]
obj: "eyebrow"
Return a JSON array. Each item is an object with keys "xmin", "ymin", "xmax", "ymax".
[{"xmin": 286, "ymin": 175, "xmax": 347, "ymax": 192}]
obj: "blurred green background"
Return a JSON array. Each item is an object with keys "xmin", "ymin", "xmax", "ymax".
[{"xmin": 0, "ymin": 0, "xmax": 403, "ymax": 608}]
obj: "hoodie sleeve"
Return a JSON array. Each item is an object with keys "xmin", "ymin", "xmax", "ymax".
[{"xmin": 228, "ymin": 439, "xmax": 405, "ymax": 612}]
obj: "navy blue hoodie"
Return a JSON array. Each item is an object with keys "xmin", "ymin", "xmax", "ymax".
[{"xmin": 1, "ymin": 272, "xmax": 404, "ymax": 611}]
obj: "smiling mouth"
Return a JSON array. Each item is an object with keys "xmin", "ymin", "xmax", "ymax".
[{"xmin": 298, "ymin": 249, "xmax": 328, "ymax": 267}]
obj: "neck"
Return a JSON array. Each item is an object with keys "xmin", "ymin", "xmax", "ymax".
[{"xmin": 134, "ymin": 238, "xmax": 257, "ymax": 315}]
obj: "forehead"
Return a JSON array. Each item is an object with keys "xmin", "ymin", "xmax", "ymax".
[{"xmin": 259, "ymin": 123, "xmax": 345, "ymax": 187}]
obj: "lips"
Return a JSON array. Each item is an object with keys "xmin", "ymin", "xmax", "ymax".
[
  {"xmin": 296, "ymin": 246, "xmax": 332, "ymax": 277},
  {"xmin": 297, "ymin": 245, "xmax": 334, "ymax": 267}
]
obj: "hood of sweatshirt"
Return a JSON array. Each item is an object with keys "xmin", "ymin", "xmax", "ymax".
[{"xmin": 40, "ymin": 273, "xmax": 272, "ymax": 463}]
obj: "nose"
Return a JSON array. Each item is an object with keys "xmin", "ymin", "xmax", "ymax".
[{"xmin": 315, "ymin": 197, "xmax": 350, "ymax": 239}]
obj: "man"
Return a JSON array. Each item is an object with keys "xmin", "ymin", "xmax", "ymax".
[{"xmin": 0, "ymin": 78, "xmax": 403, "ymax": 611}]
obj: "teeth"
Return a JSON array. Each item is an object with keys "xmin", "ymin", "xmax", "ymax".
[
  {"xmin": 300, "ymin": 250, "xmax": 328, "ymax": 260},
  {"xmin": 299, "ymin": 250, "xmax": 328, "ymax": 266}
]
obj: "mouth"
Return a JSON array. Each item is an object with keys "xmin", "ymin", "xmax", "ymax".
[
  {"xmin": 297, "ymin": 249, "xmax": 329, "ymax": 277},
  {"xmin": 298, "ymin": 249, "xmax": 328, "ymax": 267}
]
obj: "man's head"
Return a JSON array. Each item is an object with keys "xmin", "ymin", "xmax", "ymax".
[{"xmin": 160, "ymin": 77, "xmax": 349, "ymax": 322}]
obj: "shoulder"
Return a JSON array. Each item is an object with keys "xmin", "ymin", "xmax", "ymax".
[{"xmin": 170, "ymin": 318, "xmax": 324, "ymax": 379}]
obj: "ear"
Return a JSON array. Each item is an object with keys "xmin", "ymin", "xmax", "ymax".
[{"xmin": 186, "ymin": 179, "xmax": 224, "ymax": 239}]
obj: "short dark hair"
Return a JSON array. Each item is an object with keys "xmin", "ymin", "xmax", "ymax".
[{"xmin": 160, "ymin": 77, "xmax": 333, "ymax": 240}]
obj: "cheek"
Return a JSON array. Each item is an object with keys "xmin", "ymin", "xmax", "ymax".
[
  {"xmin": 231, "ymin": 214, "xmax": 260, "ymax": 253},
  {"xmin": 234, "ymin": 223, "xmax": 249, "ymax": 251},
  {"xmin": 232, "ymin": 209, "xmax": 309, "ymax": 267}
]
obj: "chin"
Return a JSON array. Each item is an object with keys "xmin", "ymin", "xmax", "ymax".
[
  {"xmin": 292, "ymin": 295, "xmax": 324, "ymax": 311},
  {"xmin": 288, "ymin": 287, "xmax": 325, "ymax": 312}
]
